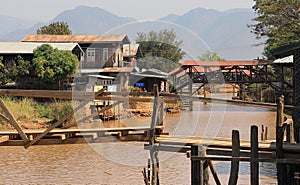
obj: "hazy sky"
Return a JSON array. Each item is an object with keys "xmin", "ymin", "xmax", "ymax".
[{"xmin": 1, "ymin": 0, "xmax": 255, "ymax": 21}]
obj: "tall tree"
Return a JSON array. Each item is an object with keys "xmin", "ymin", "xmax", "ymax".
[
  {"xmin": 32, "ymin": 44, "xmax": 78, "ymax": 84},
  {"xmin": 135, "ymin": 29, "xmax": 185, "ymax": 72},
  {"xmin": 37, "ymin": 21, "xmax": 72, "ymax": 35},
  {"xmin": 198, "ymin": 50, "xmax": 225, "ymax": 61},
  {"xmin": 250, "ymin": 0, "xmax": 300, "ymax": 59}
]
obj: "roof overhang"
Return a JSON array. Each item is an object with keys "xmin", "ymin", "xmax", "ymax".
[
  {"xmin": 0, "ymin": 42, "xmax": 83, "ymax": 54},
  {"xmin": 130, "ymin": 73, "xmax": 168, "ymax": 79},
  {"xmin": 271, "ymin": 41, "xmax": 300, "ymax": 58},
  {"xmin": 87, "ymin": 74, "xmax": 115, "ymax": 79}
]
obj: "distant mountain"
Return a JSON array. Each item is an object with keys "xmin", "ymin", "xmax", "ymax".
[
  {"xmin": 0, "ymin": 6, "xmax": 264, "ymax": 59},
  {"xmin": 51, "ymin": 6, "xmax": 137, "ymax": 34},
  {"xmin": 0, "ymin": 15, "xmax": 37, "ymax": 35},
  {"xmin": 160, "ymin": 8, "xmax": 263, "ymax": 59},
  {"xmin": 0, "ymin": 15, "xmax": 37, "ymax": 40}
]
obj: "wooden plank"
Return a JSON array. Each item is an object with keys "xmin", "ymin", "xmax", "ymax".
[
  {"xmin": 0, "ymin": 126, "xmax": 153, "ymax": 135},
  {"xmin": 52, "ymin": 134, "xmax": 67, "ymax": 140},
  {"xmin": 0, "ymin": 89, "xmax": 178, "ymax": 103},
  {"xmin": 77, "ymin": 132, "xmax": 98, "ymax": 140},
  {"xmin": 0, "ymin": 99, "xmax": 29, "ymax": 145},
  {"xmin": 155, "ymin": 135, "xmax": 274, "ymax": 151},
  {"xmin": 0, "ymin": 135, "xmax": 9, "ymax": 143}
]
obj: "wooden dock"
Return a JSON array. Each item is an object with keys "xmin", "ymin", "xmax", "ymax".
[{"xmin": 0, "ymin": 126, "xmax": 164, "ymax": 146}]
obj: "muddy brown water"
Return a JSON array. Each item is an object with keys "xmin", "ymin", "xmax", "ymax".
[{"xmin": 0, "ymin": 101, "xmax": 278, "ymax": 184}]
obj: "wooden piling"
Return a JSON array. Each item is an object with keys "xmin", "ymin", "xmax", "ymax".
[
  {"xmin": 229, "ymin": 130, "xmax": 240, "ymax": 185},
  {"xmin": 276, "ymin": 95, "xmax": 288, "ymax": 185},
  {"xmin": 149, "ymin": 84, "xmax": 160, "ymax": 185},
  {"xmin": 276, "ymin": 96, "xmax": 284, "ymax": 158},
  {"xmin": 250, "ymin": 125, "xmax": 259, "ymax": 185},
  {"xmin": 264, "ymin": 126, "xmax": 268, "ymax": 141},
  {"xmin": 191, "ymin": 145, "xmax": 200, "ymax": 185},
  {"xmin": 261, "ymin": 125, "xmax": 264, "ymax": 141},
  {"xmin": 191, "ymin": 145, "xmax": 209, "ymax": 185},
  {"xmin": 188, "ymin": 67, "xmax": 193, "ymax": 111}
]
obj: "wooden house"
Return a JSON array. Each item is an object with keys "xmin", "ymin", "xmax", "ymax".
[
  {"xmin": 21, "ymin": 34, "xmax": 135, "ymax": 74},
  {"xmin": 0, "ymin": 42, "xmax": 82, "ymax": 89}
]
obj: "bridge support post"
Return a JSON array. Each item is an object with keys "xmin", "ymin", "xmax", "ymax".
[
  {"xmin": 188, "ymin": 67, "xmax": 193, "ymax": 111},
  {"xmin": 191, "ymin": 145, "xmax": 209, "ymax": 185}
]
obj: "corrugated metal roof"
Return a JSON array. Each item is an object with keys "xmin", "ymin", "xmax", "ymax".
[
  {"xmin": 99, "ymin": 67, "xmax": 135, "ymax": 73},
  {"xmin": 22, "ymin": 34, "xmax": 129, "ymax": 43},
  {"xmin": 0, "ymin": 42, "xmax": 80, "ymax": 54},
  {"xmin": 183, "ymin": 60, "xmax": 272, "ymax": 67}
]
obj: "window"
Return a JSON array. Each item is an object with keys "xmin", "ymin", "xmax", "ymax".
[
  {"xmin": 87, "ymin": 48, "xmax": 95, "ymax": 62},
  {"xmin": 103, "ymin": 48, "xmax": 108, "ymax": 61}
]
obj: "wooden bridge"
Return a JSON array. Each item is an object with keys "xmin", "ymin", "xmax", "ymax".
[{"xmin": 169, "ymin": 59, "xmax": 294, "ymax": 111}]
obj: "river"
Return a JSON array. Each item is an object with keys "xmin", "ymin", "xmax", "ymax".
[{"xmin": 0, "ymin": 100, "xmax": 278, "ymax": 184}]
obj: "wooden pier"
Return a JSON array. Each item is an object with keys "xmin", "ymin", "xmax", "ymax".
[{"xmin": 0, "ymin": 126, "xmax": 164, "ymax": 146}]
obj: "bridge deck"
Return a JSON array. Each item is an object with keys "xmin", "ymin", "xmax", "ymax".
[
  {"xmin": 0, "ymin": 126, "xmax": 152, "ymax": 135},
  {"xmin": 155, "ymin": 135, "xmax": 300, "ymax": 153}
]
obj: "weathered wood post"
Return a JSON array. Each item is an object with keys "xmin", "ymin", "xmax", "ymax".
[
  {"xmin": 264, "ymin": 126, "xmax": 268, "ymax": 141},
  {"xmin": 159, "ymin": 101, "xmax": 164, "ymax": 126},
  {"xmin": 276, "ymin": 95, "xmax": 288, "ymax": 185},
  {"xmin": 191, "ymin": 145, "xmax": 200, "ymax": 185},
  {"xmin": 203, "ymin": 83, "xmax": 207, "ymax": 105},
  {"xmin": 229, "ymin": 130, "xmax": 240, "ymax": 185},
  {"xmin": 188, "ymin": 66, "xmax": 193, "ymax": 111},
  {"xmin": 191, "ymin": 145, "xmax": 209, "ymax": 185},
  {"xmin": 251, "ymin": 125, "xmax": 259, "ymax": 185},
  {"xmin": 149, "ymin": 84, "xmax": 160, "ymax": 185}
]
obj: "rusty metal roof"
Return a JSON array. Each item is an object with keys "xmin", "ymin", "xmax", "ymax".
[
  {"xmin": 99, "ymin": 67, "xmax": 135, "ymax": 73},
  {"xmin": 22, "ymin": 34, "xmax": 130, "ymax": 43},
  {"xmin": 0, "ymin": 42, "xmax": 81, "ymax": 54},
  {"xmin": 183, "ymin": 60, "xmax": 272, "ymax": 67}
]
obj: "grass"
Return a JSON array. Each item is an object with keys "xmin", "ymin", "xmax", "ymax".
[{"xmin": 0, "ymin": 97, "xmax": 73, "ymax": 128}]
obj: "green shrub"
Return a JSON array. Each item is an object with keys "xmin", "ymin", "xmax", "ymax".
[{"xmin": 0, "ymin": 97, "xmax": 73, "ymax": 128}]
